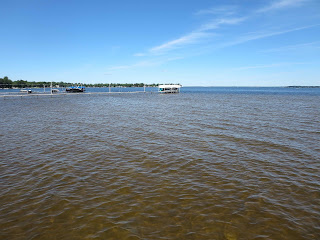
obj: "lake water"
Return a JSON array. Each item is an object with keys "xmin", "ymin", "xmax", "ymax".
[{"xmin": 1, "ymin": 87, "xmax": 319, "ymax": 239}]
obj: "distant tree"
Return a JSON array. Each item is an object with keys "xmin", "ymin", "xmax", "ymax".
[
  {"xmin": 0, "ymin": 77, "xmax": 159, "ymax": 89},
  {"xmin": 0, "ymin": 76, "xmax": 13, "ymax": 88},
  {"xmin": 5, "ymin": 76, "xmax": 12, "ymax": 88},
  {"xmin": 12, "ymin": 80, "xmax": 28, "ymax": 88}
]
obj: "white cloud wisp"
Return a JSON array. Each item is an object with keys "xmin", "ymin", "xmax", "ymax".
[
  {"xmin": 257, "ymin": 0, "xmax": 308, "ymax": 13},
  {"xmin": 145, "ymin": 17, "xmax": 245, "ymax": 56}
]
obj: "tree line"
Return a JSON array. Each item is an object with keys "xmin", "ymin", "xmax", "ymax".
[{"xmin": 0, "ymin": 76, "xmax": 159, "ymax": 88}]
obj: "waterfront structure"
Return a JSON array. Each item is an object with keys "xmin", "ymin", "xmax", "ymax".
[{"xmin": 158, "ymin": 84, "xmax": 181, "ymax": 93}]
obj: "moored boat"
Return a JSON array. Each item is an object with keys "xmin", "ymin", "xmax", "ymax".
[
  {"xmin": 51, "ymin": 89, "xmax": 60, "ymax": 93},
  {"xmin": 66, "ymin": 86, "xmax": 85, "ymax": 93},
  {"xmin": 158, "ymin": 84, "xmax": 181, "ymax": 93},
  {"xmin": 20, "ymin": 89, "xmax": 32, "ymax": 94}
]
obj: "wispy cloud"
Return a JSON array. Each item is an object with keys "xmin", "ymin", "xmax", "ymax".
[
  {"xmin": 220, "ymin": 24, "xmax": 320, "ymax": 48},
  {"xmin": 133, "ymin": 52, "xmax": 146, "ymax": 57},
  {"xmin": 257, "ymin": 0, "xmax": 308, "ymax": 13},
  {"xmin": 199, "ymin": 17, "xmax": 246, "ymax": 31},
  {"xmin": 148, "ymin": 0, "xmax": 310, "ymax": 56},
  {"xmin": 149, "ymin": 32, "xmax": 214, "ymax": 54},
  {"xmin": 260, "ymin": 41, "xmax": 320, "ymax": 52},
  {"xmin": 195, "ymin": 5, "xmax": 237, "ymax": 16},
  {"xmin": 233, "ymin": 62, "xmax": 309, "ymax": 70},
  {"xmin": 121, "ymin": 1, "xmax": 315, "ymax": 72},
  {"xmin": 142, "ymin": 17, "xmax": 245, "ymax": 56}
]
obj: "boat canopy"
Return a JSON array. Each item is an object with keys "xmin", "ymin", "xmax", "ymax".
[
  {"xmin": 67, "ymin": 86, "xmax": 85, "ymax": 89},
  {"xmin": 158, "ymin": 84, "xmax": 181, "ymax": 89}
]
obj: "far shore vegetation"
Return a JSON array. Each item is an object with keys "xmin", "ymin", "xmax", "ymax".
[
  {"xmin": 1, "ymin": 76, "xmax": 318, "ymax": 89},
  {"xmin": 0, "ymin": 76, "xmax": 159, "ymax": 89}
]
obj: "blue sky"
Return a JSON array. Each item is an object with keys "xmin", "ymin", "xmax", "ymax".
[{"xmin": 1, "ymin": 0, "xmax": 320, "ymax": 86}]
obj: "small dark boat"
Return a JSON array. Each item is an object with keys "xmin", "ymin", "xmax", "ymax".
[{"xmin": 66, "ymin": 86, "xmax": 85, "ymax": 93}]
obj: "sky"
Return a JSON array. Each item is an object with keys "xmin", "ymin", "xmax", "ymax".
[{"xmin": 1, "ymin": 0, "xmax": 320, "ymax": 86}]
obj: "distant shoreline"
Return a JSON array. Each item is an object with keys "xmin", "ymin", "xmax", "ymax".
[
  {"xmin": 182, "ymin": 86, "xmax": 320, "ymax": 88},
  {"xmin": 286, "ymin": 86, "xmax": 320, "ymax": 88}
]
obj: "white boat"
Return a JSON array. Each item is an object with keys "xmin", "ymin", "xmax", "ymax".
[
  {"xmin": 51, "ymin": 89, "xmax": 60, "ymax": 93},
  {"xmin": 158, "ymin": 84, "xmax": 181, "ymax": 93},
  {"xmin": 20, "ymin": 89, "xmax": 32, "ymax": 94}
]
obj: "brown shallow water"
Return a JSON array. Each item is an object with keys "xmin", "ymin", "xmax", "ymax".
[{"xmin": 1, "ymin": 89, "xmax": 320, "ymax": 239}]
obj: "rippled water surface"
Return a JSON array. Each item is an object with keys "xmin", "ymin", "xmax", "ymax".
[{"xmin": 1, "ymin": 88, "xmax": 320, "ymax": 239}]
